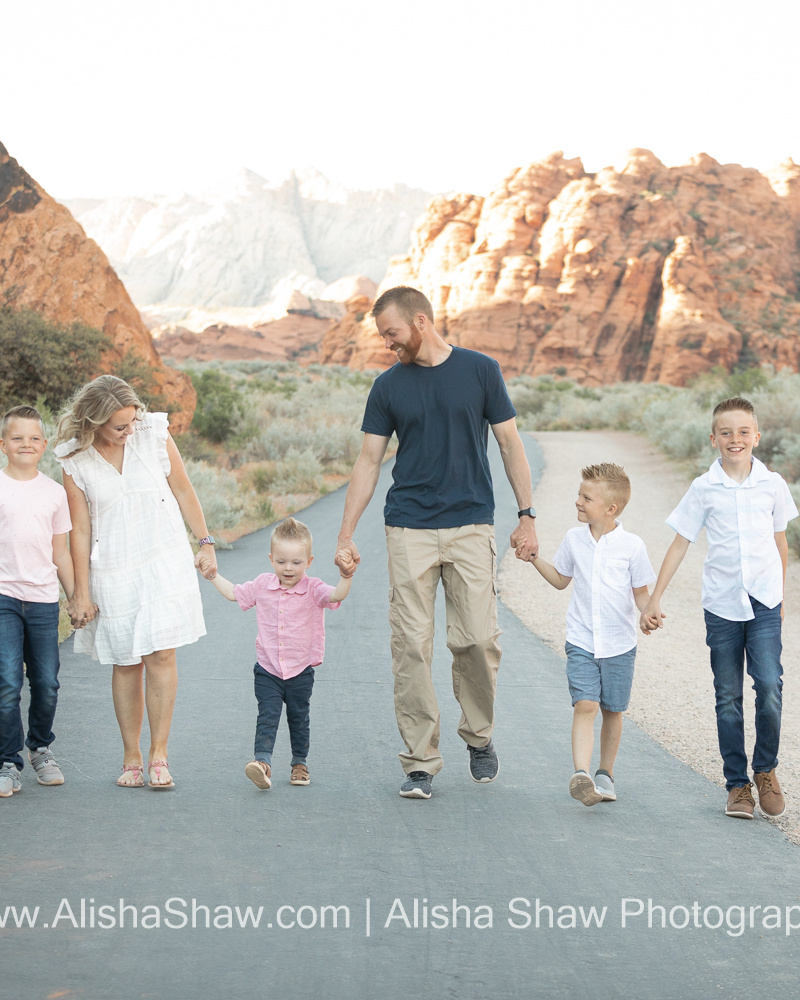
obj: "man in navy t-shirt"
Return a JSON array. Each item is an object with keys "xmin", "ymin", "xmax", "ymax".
[{"xmin": 335, "ymin": 286, "xmax": 538, "ymax": 799}]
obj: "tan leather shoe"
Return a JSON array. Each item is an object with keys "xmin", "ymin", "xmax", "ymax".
[
  {"xmin": 754, "ymin": 769, "xmax": 785, "ymax": 818},
  {"xmin": 725, "ymin": 783, "xmax": 755, "ymax": 819}
]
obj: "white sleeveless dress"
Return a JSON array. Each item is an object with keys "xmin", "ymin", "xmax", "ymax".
[{"xmin": 55, "ymin": 413, "xmax": 206, "ymax": 665}]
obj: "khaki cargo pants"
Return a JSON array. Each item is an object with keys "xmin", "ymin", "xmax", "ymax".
[{"xmin": 385, "ymin": 523, "xmax": 502, "ymax": 775}]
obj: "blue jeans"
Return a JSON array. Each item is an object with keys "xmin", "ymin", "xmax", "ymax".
[
  {"xmin": 704, "ymin": 597, "xmax": 782, "ymax": 790},
  {"xmin": 0, "ymin": 595, "xmax": 61, "ymax": 770},
  {"xmin": 253, "ymin": 664, "xmax": 315, "ymax": 766}
]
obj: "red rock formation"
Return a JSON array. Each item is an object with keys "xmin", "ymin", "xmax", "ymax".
[
  {"xmin": 321, "ymin": 150, "xmax": 800, "ymax": 385},
  {"xmin": 155, "ymin": 314, "xmax": 334, "ymax": 364},
  {"xmin": 0, "ymin": 143, "xmax": 195, "ymax": 429}
]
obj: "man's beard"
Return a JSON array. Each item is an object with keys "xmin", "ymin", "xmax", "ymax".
[{"xmin": 396, "ymin": 326, "xmax": 423, "ymax": 365}]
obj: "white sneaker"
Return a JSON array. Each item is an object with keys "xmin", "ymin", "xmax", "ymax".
[
  {"xmin": 29, "ymin": 747, "xmax": 64, "ymax": 786},
  {"xmin": 0, "ymin": 762, "xmax": 21, "ymax": 797},
  {"xmin": 569, "ymin": 770, "xmax": 602, "ymax": 806},
  {"xmin": 594, "ymin": 770, "xmax": 617, "ymax": 801}
]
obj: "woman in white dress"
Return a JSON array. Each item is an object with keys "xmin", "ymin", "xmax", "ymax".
[{"xmin": 55, "ymin": 375, "xmax": 217, "ymax": 789}]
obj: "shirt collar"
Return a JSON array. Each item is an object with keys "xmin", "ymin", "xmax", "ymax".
[
  {"xmin": 708, "ymin": 455, "xmax": 770, "ymax": 488},
  {"xmin": 581, "ymin": 520, "xmax": 623, "ymax": 545},
  {"xmin": 267, "ymin": 573, "xmax": 310, "ymax": 595}
]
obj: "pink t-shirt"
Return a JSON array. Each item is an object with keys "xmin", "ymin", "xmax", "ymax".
[
  {"xmin": 233, "ymin": 573, "xmax": 341, "ymax": 679},
  {"xmin": 0, "ymin": 470, "xmax": 72, "ymax": 602}
]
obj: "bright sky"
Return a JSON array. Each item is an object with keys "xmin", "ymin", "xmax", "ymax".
[{"xmin": 4, "ymin": 0, "xmax": 799, "ymax": 200}]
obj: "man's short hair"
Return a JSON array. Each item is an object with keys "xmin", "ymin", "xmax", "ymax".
[
  {"xmin": 1, "ymin": 404, "xmax": 45, "ymax": 439},
  {"xmin": 712, "ymin": 396, "xmax": 758, "ymax": 432},
  {"xmin": 270, "ymin": 517, "xmax": 313, "ymax": 557},
  {"xmin": 371, "ymin": 286, "xmax": 434, "ymax": 326},
  {"xmin": 581, "ymin": 462, "xmax": 632, "ymax": 514}
]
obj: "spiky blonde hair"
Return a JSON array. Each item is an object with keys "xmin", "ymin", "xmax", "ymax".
[{"xmin": 581, "ymin": 462, "xmax": 632, "ymax": 514}]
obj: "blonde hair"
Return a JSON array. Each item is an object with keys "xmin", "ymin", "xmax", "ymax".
[
  {"xmin": 1, "ymin": 405, "xmax": 45, "ymax": 439},
  {"xmin": 581, "ymin": 462, "xmax": 632, "ymax": 514},
  {"xmin": 56, "ymin": 375, "xmax": 145, "ymax": 456},
  {"xmin": 270, "ymin": 517, "xmax": 313, "ymax": 557},
  {"xmin": 712, "ymin": 396, "xmax": 757, "ymax": 433}
]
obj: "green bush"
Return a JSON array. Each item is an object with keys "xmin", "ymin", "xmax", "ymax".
[
  {"xmin": 187, "ymin": 368, "xmax": 243, "ymax": 443},
  {"xmin": 0, "ymin": 307, "xmax": 110, "ymax": 412}
]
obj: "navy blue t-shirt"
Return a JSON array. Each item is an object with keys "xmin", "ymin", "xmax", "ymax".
[{"xmin": 361, "ymin": 346, "xmax": 517, "ymax": 528}]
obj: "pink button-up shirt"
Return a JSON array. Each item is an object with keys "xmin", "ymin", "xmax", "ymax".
[{"xmin": 233, "ymin": 573, "xmax": 341, "ymax": 679}]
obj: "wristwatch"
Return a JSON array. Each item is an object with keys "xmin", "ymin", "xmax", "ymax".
[
  {"xmin": 197, "ymin": 535, "xmax": 216, "ymax": 547},
  {"xmin": 517, "ymin": 507, "xmax": 536, "ymax": 519}
]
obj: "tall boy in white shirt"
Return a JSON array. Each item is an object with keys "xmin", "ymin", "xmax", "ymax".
[
  {"xmin": 642, "ymin": 397, "xmax": 798, "ymax": 820},
  {"xmin": 527, "ymin": 463, "xmax": 655, "ymax": 806}
]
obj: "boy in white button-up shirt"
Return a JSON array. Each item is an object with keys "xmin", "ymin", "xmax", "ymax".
[
  {"xmin": 642, "ymin": 397, "xmax": 798, "ymax": 821},
  {"xmin": 527, "ymin": 464, "xmax": 655, "ymax": 807}
]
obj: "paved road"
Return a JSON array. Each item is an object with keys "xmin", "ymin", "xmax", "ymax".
[{"xmin": 5, "ymin": 434, "xmax": 800, "ymax": 1000}]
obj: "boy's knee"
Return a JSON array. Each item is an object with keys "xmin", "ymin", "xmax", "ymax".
[{"xmin": 573, "ymin": 699, "xmax": 599, "ymax": 717}]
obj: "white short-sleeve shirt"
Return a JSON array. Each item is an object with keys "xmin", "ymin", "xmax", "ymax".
[
  {"xmin": 553, "ymin": 522, "xmax": 656, "ymax": 658},
  {"xmin": 666, "ymin": 456, "xmax": 798, "ymax": 620}
]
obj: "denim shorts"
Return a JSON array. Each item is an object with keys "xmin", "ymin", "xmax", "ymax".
[{"xmin": 565, "ymin": 641, "xmax": 636, "ymax": 712}]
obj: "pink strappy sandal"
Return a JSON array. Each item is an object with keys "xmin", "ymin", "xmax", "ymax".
[
  {"xmin": 148, "ymin": 760, "xmax": 175, "ymax": 790},
  {"xmin": 117, "ymin": 763, "xmax": 145, "ymax": 787}
]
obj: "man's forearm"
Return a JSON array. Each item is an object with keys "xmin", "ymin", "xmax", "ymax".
[
  {"xmin": 499, "ymin": 434, "xmax": 533, "ymax": 510},
  {"xmin": 338, "ymin": 456, "xmax": 381, "ymax": 542}
]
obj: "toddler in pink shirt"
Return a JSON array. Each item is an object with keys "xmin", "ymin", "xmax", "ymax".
[{"xmin": 204, "ymin": 517, "xmax": 354, "ymax": 789}]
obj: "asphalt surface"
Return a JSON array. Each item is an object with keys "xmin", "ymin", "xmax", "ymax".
[{"xmin": 4, "ymin": 433, "xmax": 800, "ymax": 1000}]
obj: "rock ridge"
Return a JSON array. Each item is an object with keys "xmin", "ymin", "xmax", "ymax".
[{"xmin": 321, "ymin": 149, "xmax": 800, "ymax": 385}]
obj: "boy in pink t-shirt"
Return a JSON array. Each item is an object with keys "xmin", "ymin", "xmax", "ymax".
[
  {"xmin": 202, "ymin": 517, "xmax": 354, "ymax": 789},
  {"xmin": 0, "ymin": 406, "xmax": 77, "ymax": 797}
]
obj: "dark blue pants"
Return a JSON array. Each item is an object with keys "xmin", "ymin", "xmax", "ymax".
[
  {"xmin": 0, "ymin": 596, "xmax": 61, "ymax": 770},
  {"xmin": 253, "ymin": 664, "xmax": 314, "ymax": 766},
  {"xmin": 704, "ymin": 597, "xmax": 783, "ymax": 790}
]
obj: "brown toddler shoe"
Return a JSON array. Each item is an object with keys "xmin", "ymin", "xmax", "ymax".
[
  {"xmin": 291, "ymin": 764, "xmax": 310, "ymax": 785},
  {"xmin": 245, "ymin": 760, "xmax": 271, "ymax": 789}
]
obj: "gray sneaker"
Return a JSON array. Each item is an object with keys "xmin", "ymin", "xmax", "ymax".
[
  {"xmin": 594, "ymin": 770, "xmax": 617, "ymax": 801},
  {"xmin": 399, "ymin": 771, "xmax": 433, "ymax": 799},
  {"xmin": 468, "ymin": 740, "xmax": 499, "ymax": 782},
  {"xmin": 29, "ymin": 747, "xmax": 64, "ymax": 786},
  {"xmin": 569, "ymin": 770, "xmax": 602, "ymax": 806},
  {"xmin": 0, "ymin": 762, "xmax": 21, "ymax": 797}
]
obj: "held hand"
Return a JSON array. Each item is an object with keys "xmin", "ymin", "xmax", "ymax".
[
  {"xmin": 194, "ymin": 548, "xmax": 218, "ymax": 580},
  {"xmin": 639, "ymin": 606, "xmax": 666, "ymax": 634},
  {"xmin": 510, "ymin": 518, "xmax": 539, "ymax": 561},
  {"xmin": 67, "ymin": 595, "xmax": 98, "ymax": 629},
  {"xmin": 335, "ymin": 548, "xmax": 357, "ymax": 578},
  {"xmin": 335, "ymin": 538, "xmax": 361, "ymax": 575}
]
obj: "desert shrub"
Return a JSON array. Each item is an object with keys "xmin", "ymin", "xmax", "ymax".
[
  {"xmin": 183, "ymin": 459, "xmax": 243, "ymax": 533},
  {"xmin": 187, "ymin": 368, "xmax": 244, "ymax": 443},
  {"xmin": 0, "ymin": 307, "xmax": 110, "ymax": 412},
  {"xmin": 270, "ymin": 448, "xmax": 324, "ymax": 493}
]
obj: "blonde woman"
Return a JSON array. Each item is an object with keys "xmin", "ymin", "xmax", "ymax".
[{"xmin": 55, "ymin": 375, "xmax": 216, "ymax": 789}]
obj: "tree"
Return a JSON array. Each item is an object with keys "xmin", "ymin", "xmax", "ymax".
[{"xmin": 0, "ymin": 307, "xmax": 110, "ymax": 411}]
